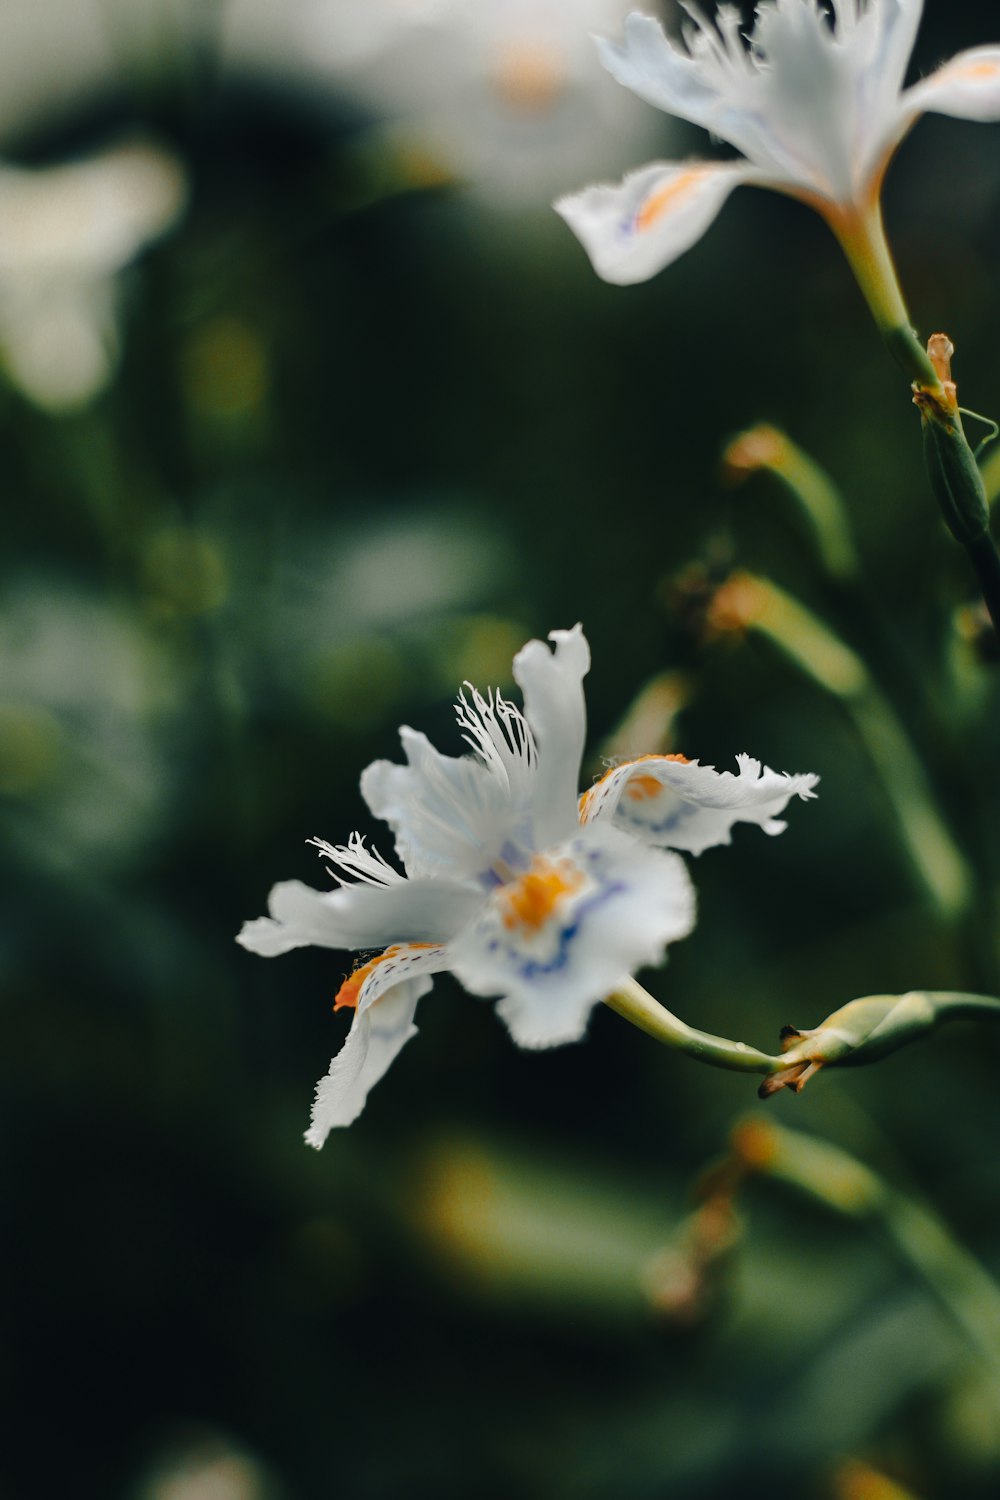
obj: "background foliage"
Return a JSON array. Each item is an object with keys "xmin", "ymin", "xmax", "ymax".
[{"xmin": 6, "ymin": 4, "xmax": 1000, "ymax": 1496}]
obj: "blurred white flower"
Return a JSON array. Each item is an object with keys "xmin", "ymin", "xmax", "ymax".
[
  {"xmin": 557, "ymin": 1, "xmax": 1000, "ymax": 284},
  {"xmin": 223, "ymin": 0, "xmax": 674, "ymax": 204},
  {"xmin": 0, "ymin": 138, "xmax": 186, "ymax": 410},
  {"xmin": 0, "ymin": 583, "xmax": 179, "ymax": 866},
  {"xmin": 238, "ymin": 624, "xmax": 816, "ymax": 1146}
]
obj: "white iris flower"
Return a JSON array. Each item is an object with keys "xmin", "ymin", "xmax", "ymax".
[
  {"xmin": 240, "ymin": 627, "xmax": 816, "ymax": 1146},
  {"xmin": 556, "ymin": 1, "xmax": 1000, "ymax": 319}
]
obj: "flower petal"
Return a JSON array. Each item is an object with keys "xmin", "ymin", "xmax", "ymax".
[
  {"xmin": 361, "ymin": 725, "xmax": 515, "ymax": 882},
  {"xmin": 448, "ymin": 822, "xmax": 695, "ymax": 1049},
  {"xmin": 305, "ymin": 943, "xmax": 449, "ymax": 1146},
  {"xmin": 903, "ymin": 47, "xmax": 1000, "ymax": 123},
  {"xmin": 580, "ymin": 753, "xmax": 818, "ymax": 854},
  {"xmin": 556, "ymin": 160, "xmax": 754, "ymax": 286},
  {"xmin": 593, "ymin": 10, "xmax": 840, "ymax": 193},
  {"xmin": 237, "ymin": 875, "xmax": 480, "ymax": 956},
  {"xmin": 595, "ymin": 12, "xmax": 723, "ymax": 130},
  {"xmin": 512, "ymin": 624, "xmax": 590, "ymax": 846}
]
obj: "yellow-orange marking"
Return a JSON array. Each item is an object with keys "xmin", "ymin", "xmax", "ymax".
[
  {"xmin": 624, "ymin": 773, "xmax": 664, "ymax": 802},
  {"xmin": 636, "ymin": 170, "xmax": 708, "ymax": 234},
  {"xmin": 579, "ymin": 753, "xmax": 692, "ymax": 820},
  {"xmin": 498, "ymin": 858, "xmax": 584, "ymax": 935},
  {"xmin": 334, "ymin": 942, "xmax": 438, "ymax": 1011},
  {"xmin": 952, "ymin": 60, "xmax": 1000, "ymax": 80}
]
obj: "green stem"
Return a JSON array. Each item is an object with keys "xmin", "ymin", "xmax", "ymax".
[
  {"xmin": 725, "ymin": 425, "xmax": 859, "ymax": 581},
  {"xmin": 741, "ymin": 1119, "xmax": 1000, "ymax": 1383},
  {"xmin": 723, "ymin": 576, "xmax": 972, "ymax": 919},
  {"xmin": 828, "ymin": 201, "xmax": 939, "ymax": 388},
  {"xmin": 605, "ymin": 984, "xmax": 1000, "ymax": 1091},
  {"xmin": 604, "ymin": 978, "xmax": 781, "ymax": 1075},
  {"xmin": 824, "ymin": 193, "xmax": 1000, "ymax": 632},
  {"xmin": 918, "ymin": 373, "xmax": 1000, "ymax": 637}
]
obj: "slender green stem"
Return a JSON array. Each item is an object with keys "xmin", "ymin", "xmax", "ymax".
[
  {"xmin": 605, "ymin": 983, "xmax": 1000, "ymax": 1090},
  {"xmin": 739, "ymin": 1118, "xmax": 1000, "ymax": 1383},
  {"xmin": 604, "ymin": 978, "xmax": 781, "ymax": 1075},
  {"xmin": 715, "ymin": 575, "xmax": 972, "ymax": 919},
  {"xmin": 824, "ymin": 192, "xmax": 1000, "ymax": 633},
  {"xmin": 918, "ymin": 375, "xmax": 1000, "ymax": 637},
  {"xmin": 827, "ymin": 201, "xmax": 939, "ymax": 388},
  {"xmin": 724, "ymin": 425, "xmax": 859, "ymax": 581}
]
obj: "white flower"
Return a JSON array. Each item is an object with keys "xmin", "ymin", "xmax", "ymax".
[
  {"xmin": 556, "ymin": 2, "xmax": 1000, "ymax": 286},
  {"xmin": 222, "ymin": 0, "xmax": 666, "ymax": 205},
  {"xmin": 0, "ymin": 139, "xmax": 186, "ymax": 410},
  {"xmin": 239, "ymin": 625, "xmax": 817, "ymax": 1146}
]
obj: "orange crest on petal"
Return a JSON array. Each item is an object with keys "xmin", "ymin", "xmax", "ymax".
[{"xmin": 334, "ymin": 943, "xmax": 438, "ymax": 1011}]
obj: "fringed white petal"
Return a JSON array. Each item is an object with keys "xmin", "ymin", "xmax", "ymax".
[
  {"xmin": 361, "ymin": 725, "xmax": 516, "ymax": 882},
  {"xmin": 556, "ymin": 160, "xmax": 754, "ymax": 286},
  {"xmin": 903, "ymin": 47, "xmax": 1000, "ymax": 124},
  {"xmin": 236, "ymin": 874, "xmax": 480, "ymax": 957},
  {"xmin": 305, "ymin": 942, "xmax": 451, "ymax": 1146},
  {"xmin": 305, "ymin": 990, "xmax": 422, "ymax": 1145},
  {"xmin": 584, "ymin": 3, "xmax": 954, "ymax": 214},
  {"xmin": 580, "ymin": 753, "xmax": 818, "ymax": 854},
  {"xmin": 448, "ymin": 822, "xmax": 695, "ymax": 1050},
  {"xmin": 308, "ymin": 830, "xmax": 406, "ymax": 887},
  {"xmin": 596, "ymin": 13, "xmax": 723, "ymax": 131}
]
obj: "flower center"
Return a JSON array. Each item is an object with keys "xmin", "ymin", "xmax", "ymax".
[{"xmin": 497, "ymin": 856, "xmax": 584, "ymax": 935}]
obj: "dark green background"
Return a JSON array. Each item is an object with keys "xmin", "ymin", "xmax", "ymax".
[{"xmin": 7, "ymin": 5, "xmax": 1000, "ymax": 1496}]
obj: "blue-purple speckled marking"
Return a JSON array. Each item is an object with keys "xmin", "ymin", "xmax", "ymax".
[
  {"xmin": 618, "ymin": 800, "xmax": 698, "ymax": 837},
  {"xmin": 489, "ymin": 865, "xmax": 629, "ymax": 981}
]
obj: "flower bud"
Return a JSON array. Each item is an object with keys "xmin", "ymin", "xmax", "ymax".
[{"xmin": 914, "ymin": 334, "xmax": 991, "ymax": 547}]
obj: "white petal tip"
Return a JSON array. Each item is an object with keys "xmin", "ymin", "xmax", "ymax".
[{"xmin": 557, "ymin": 162, "xmax": 750, "ymax": 287}]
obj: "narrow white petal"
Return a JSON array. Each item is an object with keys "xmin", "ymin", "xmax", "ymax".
[
  {"xmin": 304, "ymin": 941, "xmax": 452, "ymax": 1146},
  {"xmin": 580, "ymin": 753, "xmax": 818, "ymax": 854},
  {"xmin": 449, "ymin": 823, "xmax": 696, "ymax": 1050},
  {"xmin": 596, "ymin": 13, "xmax": 722, "ymax": 131},
  {"xmin": 512, "ymin": 625, "xmax": 591, "ymax": 847},
  {"xmin": 556, "ymin": 160, "xmax": 754, "ymax": 286},
  {"xmin": 237, "ymin": 875, "xmax": 480, "ymax": 957},
  {"xmin": 903, "ymin": 47, "xmax": 1000, "ymax": 124},
  {"xmin": 304, "ymin": 984, "xmax": 421, "ymax": 1146},
  {"xmin": 870, "ymin": 0, "xmax": 924, "ymax": 101}
]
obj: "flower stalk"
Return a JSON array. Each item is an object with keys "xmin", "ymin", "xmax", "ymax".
[
  {"xmin": 604, "ymin": 976, "xmax": 778, "ymax": 1073},
  {"xmin": 730, "ymin": 1117, "xmax": 1000, "ymax": 1384},
  {"xmin": 722, "ymin": 424, "xmax": 859, "ymax": 582},
  {"xmin": 707, "ymin": 572, "xmax": 972, "ymax": 919},
  {"xmin": 827, "ymin": 199, "xmax": 939, "ymax": 389},
  {"xmin": 604, "ymin": 981, "xmax": 1000, "ymax": 1093},
  {"xmin": 913, "ymin": 335, "xmax": 1000, "ymax": 635}
]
